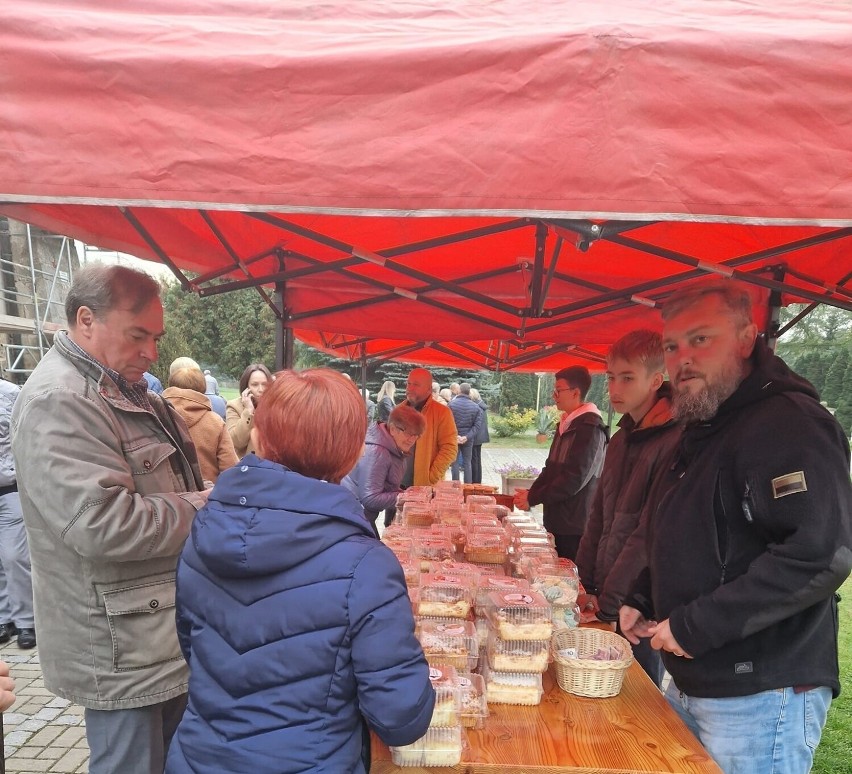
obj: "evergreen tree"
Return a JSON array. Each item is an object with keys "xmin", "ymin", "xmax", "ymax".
[{"xmin": 822, "ymin": 348, "xmax": 850, "ymax": 408}]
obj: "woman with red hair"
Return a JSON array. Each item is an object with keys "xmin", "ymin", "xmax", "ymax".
[{"xmin": 167, "ymin": 369, "xmax": 434, "ymax": 774}]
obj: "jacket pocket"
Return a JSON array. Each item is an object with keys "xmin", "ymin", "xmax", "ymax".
[
  {"xmin": 122, "ymin": 441, "xmax": 177, "ymax": 477},
  {"xmin": 100, "ymin": 576, "xmax": 182, "ymax": 672}
]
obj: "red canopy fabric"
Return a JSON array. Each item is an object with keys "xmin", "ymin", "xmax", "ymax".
[{"xmin": 1, "ymin": 1, "xmax": 851, "ymax": 370}]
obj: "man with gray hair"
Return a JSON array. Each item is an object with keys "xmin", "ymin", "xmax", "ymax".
[
  {"xmin": 621, "ymin": 281, "xmax": 851, "ymax": 773},
  {"xmin": 448, "ymin": 382, "xmax": 483, "ymax": 483},
  {"xmin": 11, "ymin": 264, "xmax": 208, "ymax": 774}
]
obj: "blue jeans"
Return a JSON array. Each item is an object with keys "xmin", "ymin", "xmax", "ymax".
[
  {"xmin": 450, "ymin": 442, "xmax": 473, "ymax": 483},
  {"xmin": 665, "ymin": 680, "xmax": 831, "ymax": 774}
]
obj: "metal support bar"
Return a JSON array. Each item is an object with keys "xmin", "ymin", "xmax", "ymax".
[
  {"xmin": 119, "ymin": 207, "xmax": 193, "ymax": 290},
  {"xmin": 529, "ymin": 222, "xmax": 547, "ymax": 317},
  {"xmin": 765, "ymin": 266, "xmax": 786, "ymax": 350}
]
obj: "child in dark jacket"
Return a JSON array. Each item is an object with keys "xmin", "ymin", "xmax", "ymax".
[
  {"xmin": 575, "ymin": 330, "xmax": 682, "ymax": 686},
  {"xmin": 167, "ymin": 368, "xmax": 435, "ymax": 774}
]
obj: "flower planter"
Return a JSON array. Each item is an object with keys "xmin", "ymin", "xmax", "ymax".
[
  {"xmin": 501, "ymin": 475, "xmax": 537, "ymax": 496},
  {"xmin": 535, "ymin": 433, "xmax": 549, "ymax": 444}
]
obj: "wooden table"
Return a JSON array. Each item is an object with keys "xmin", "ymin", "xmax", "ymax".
[{"xmin": 371, "ymin": 662, "xmax": 722, "ymax": 773}]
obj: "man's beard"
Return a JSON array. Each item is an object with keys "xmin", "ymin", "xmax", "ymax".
[{"xmin": 672, "ymin": 357, "xmax": 745, "ymax": 423}]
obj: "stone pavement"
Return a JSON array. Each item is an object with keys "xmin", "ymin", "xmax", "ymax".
[{"xmin": 0, "ymin": 444, "xmax": 550, "ymax": 773}]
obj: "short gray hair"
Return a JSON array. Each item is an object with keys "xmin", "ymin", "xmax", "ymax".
[{"xmin": 65, "ymin": 263, "xmax": 160, "ymax": 326}]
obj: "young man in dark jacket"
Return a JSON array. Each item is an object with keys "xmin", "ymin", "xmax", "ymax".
[
  {"xmin": 514, "ymin": 366, "xmax": 607, "ymax": 561},
  {"xmin": 621, "ymin": 281, "xmax": 852, "ymax": 774},
  {"xmin": 576, "ymin": 330, "xmax": 681, "ymax": 686}
]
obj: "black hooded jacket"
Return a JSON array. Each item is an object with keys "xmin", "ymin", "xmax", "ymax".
[{"xmin": 629, "ymin": 338, "xmax": 852, "ymax": 698}]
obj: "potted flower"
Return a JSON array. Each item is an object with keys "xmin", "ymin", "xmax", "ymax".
[
  {"xmin": 534, "ymin": 405, "xmax": 559, "ymax": 443},
  {"xmin": 495, "ymin": 463, "xmax": 541, "ymax": 495}
]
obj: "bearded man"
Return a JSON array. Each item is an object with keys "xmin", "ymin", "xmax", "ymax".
[{"xmin": 620, "ymin": 281, "xmax": 851, "ymax": 774}]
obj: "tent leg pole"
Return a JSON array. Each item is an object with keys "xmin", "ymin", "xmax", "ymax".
[{"xmin": 765, "ymin": 265, "xmax": 786, "ymax": 351}]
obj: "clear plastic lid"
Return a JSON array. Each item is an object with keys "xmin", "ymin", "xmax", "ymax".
[
  {"xmin": 424, "ymin": 561, "xmax": 481, "ymax": 584},
  {"xmin": 397, "ymin": 486, "xmax": 432, "ymax": 505},
  {"xmin": 475, "ymin": 576, "xmax": 531, "ymax": 610},
  {"xmin": 485, "ymin": 589, "xmax": 553, "ymax": 641},
  {"xmin": 480, "ymin": 662, "xmax": 544, "ymax": 706},
  {"xmin": 477, "ymin": 503, "xmax": 510, "ymax": 521},
  {"xmin": 416, "ymin": 619, "xmax": 478, "ymax": 671},
  {"xmin": 464, "ymin": 514, "xmax": 501, "ymax": 530},
  {"xmin": 389, "ymin": 726, "xmax": 464, "ymax": 767},
  {"xmin": 412, "ymin": 536, "xmax": 455, "ymax": 567},
  {"xmin": 402, "ymin": 503, "xmax": 435, "ymax": 528},
  {"xmin": 426, "ymin": 664, "xmax": 461, "ymax": 727},
  {"xmin": 433, "ymin": 503, "xmax": 466, "ymax": 525},
  {"xmin": 486, "ymin": 628, "xmax": 550, "ymax": 673},
  {"xmin": 531, "ymin": 566, "xmax": 581, "ymax": 607},
  {"xmin": 456, "ymin": 672, "xmax": 488, "ymax": 728},
  {"xmin": 381, "ymin": 534, "xmax": 414, "ymax": 563},
  {"xmin": 463, "ymin": 531, "xmax": 508, "ymax": 565},
  {"xmin": 466, "ymin": 494, "xmax": 497, "ymax": 507},
  {"xmin": 435, "ymin": 480, "xmax": 463, "ymax": 491},
  {"xmin": 417, "ymin": 573, "xmax": 475, "ymax": 618}
]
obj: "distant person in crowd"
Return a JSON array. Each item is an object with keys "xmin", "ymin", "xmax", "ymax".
[
  {"xmin": 0, "ymin": 378, "xmax": 36, "ymax": 649},
  {"xmin": 431, "ymin": 381, "xmax": 447, "ymax": 405},
  {"xmin": 375, "ymin": 380, "xmax": 396, "ymax": 424},
  {"xmin": 363, "ymin": 389, "xmax": 377, "ymax": 424},
  {"xmin": 449, "ymin": 383, "xmax": 483, "ymax": 484},
  {"xmin": 11, "ymin": 263, "xmax": 208, "ymax": 774},
  {"xmin": 401, "ymin": 368, "xmax": 457, "ymax": 487},
  {"xmin": 449, "ymin": 382, "xmax": 460, "ymax": 399},
  {"xmin": 342, "ymin": 404, "xmax": 425, "ymax": 535},
  {"xmin": 469, "ymin": 387, "xmax": 490, "ymax": 485},
  {"xmin": 515, "ymin": 366, "xmax": 607, "ymax": 561},
  {"xmin": 620, "ymin": 282, "xmax": 852, "ymax": 774},
  {"xmin": 439, "ymin": 387, "xmax": 453, "ymax": 405},
  {"xmin": 226, "ymin": 363, "xmax": 273, "ymax": 457},
  {"xmin": 575, "ymin": 330, "xmax": 680, "ymax": 687},
  {"xmin": 164, "ymin": 367, "xmax": 238, "ymax": 484},
  {"xmin": 0, "ymin": 659, "xmax": 15, "ymax": 711},
  {"xmin": 166, "ymin": 369, "xmax": 435, "ymax": 774},
  {"xmin": 204, "ymin": 381, "xmax": 227, "ymax": 420},
  {"xmin": 143, "ymin": 370, "xmax": 163, "ymax": 394},
  {"xmin": 203, "ymin": 369, "xmax": 219, "ymax": 395}
]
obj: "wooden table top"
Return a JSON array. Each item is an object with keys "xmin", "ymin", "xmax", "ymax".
[{"xmin": 371, "ymin": 662, "xmax": 723, "ymax": 773}]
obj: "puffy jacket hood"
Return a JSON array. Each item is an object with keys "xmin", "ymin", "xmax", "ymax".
[
  {"xmin": 365, "ymin": 421, "xmax": 403, "ymax": 457},
  {"xmin": 618, "ymin": 381, "xmax": 676, "ymax": 438},
  {"xmin": 162, "ymin": 387, "xmax": 212, "ymax": 429},
  {"xmin": 193, "ymin": 454, "xmax": 376, "ymax": 580}
]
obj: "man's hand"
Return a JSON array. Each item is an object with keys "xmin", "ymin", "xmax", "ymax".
[
  {"xmin": 0, "ymin": 659, "xmax": 16, "ymax": 711},
  {"xmin": 618, "ymin": 605, "xmax": 658, "ymax": 645},
  {"xmin": 513, "ymin": 488, "xmax": 530, "ymax": 511},
  {"xmin": 457, "ymin": 435, "xmax": 467, "ymax": 445},
  {"xmin": 648, "ymin": 618, "xmax": 693, "ymax": 659}
]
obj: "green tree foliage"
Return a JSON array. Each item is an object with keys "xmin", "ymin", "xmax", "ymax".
[{"xmin": 777, "ymin": 303, "xmax": 852, "ymax": 437}]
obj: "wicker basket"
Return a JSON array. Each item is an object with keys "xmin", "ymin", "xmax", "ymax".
[{"xmin": 551, "ymin": 628, "xmax": 634, "ymax": 698}]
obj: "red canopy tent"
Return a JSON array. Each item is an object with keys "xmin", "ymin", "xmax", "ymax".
[{"xmin": 1, "ymin": 0, "xmax": 850, "ymax": 370}]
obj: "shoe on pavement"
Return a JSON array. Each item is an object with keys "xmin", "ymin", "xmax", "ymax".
[
  {"xmin": 17, "ymin": 628, "xmax": 36, "ymax": 650},
  {"xmin": 0, "ymin": 622, "xmax": 17, "ymax": 644}
]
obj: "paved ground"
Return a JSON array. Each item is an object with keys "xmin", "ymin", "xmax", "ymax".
[{"xmin": 0, "ymin": 444, "xmax": 549, "ymax": 772}]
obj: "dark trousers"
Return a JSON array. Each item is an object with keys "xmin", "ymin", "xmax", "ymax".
[
  {"xmin": 553, "ymin": 533, "xmax": 582, "ymax": 562},
  {"xmin": 471, "ymin": 445, "xmax": 483, "ymax": 484},
  {"xmin": 450, "ymin": 442, "xmax": 474, "ymax": 483}
]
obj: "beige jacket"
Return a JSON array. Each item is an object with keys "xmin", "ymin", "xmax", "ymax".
[
  {"xmin": 226, "ymin": 398, "xmax": 256, "ymax": 457},
  {"xmin": 163, "ymin": 387, "xmax": 238, "ymax": 483},
  {"xmin": 11, "ymin": 332, "xmax": 206, "ymax": 710}
]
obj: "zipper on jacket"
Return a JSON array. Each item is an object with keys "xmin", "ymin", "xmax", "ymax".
[{"xmin": 714, "ymin": 473, "xmax": 729, "ymax": 585}]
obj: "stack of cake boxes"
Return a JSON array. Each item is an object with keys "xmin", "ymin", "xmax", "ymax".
[{"xmin": 384, "ymin": 481, "xmax": 581, "ymax": 767}]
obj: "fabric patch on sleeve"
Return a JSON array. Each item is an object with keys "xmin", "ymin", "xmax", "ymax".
[{"xmin": 771, "ymin": 471, "xmax": 807, "ymax": 499}]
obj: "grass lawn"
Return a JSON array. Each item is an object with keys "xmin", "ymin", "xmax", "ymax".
[
  {"xmin": 220, "ymin": 387, "xmax": 238, "ymax": 402},
  {"xmin": 814, "ymin": 574, "xmax": 852, "ymax": 773}
]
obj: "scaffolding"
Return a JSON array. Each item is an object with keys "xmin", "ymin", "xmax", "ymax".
[{"xmin": 0, "ymin": 217, "xmax": 79, "ymax": 381}]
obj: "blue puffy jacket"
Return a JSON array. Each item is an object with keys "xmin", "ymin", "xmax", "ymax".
[
  {"xmin": 448, "ymin": 394, "xmax": 483, "ymax": 441},
  {"xmin": 166, "ymin": 454, "xmax": 435, "ymax": 774},
  {"xmin": 341, "ymin": 423, "xmax": 406, "ymax": 525}
]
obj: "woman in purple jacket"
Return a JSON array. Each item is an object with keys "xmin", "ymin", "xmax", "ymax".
[
  {"xmin": 167, "ymin": 369, "xmax": 434, "ymax": 774},
  {"xmin": 342, "ymin": 404, "xmax": 425, "ymax": 534}
]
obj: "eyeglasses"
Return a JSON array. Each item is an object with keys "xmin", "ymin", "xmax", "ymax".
[
  {"xmin": 553, "ymin": 386, "xmax": 576, "ymax": 397},
  {"xmin": 391, "ymin": 425, "xmax": 421, "ymax": 440}
]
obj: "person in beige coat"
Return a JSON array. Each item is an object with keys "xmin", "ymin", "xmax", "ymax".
[
  {"xmin": 226, "ymin": 363, "xmax": 273, "ymax": 457},
  {"xmin": 164, "ymin": 368, "xmax": 238, "ymax": 484}
]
